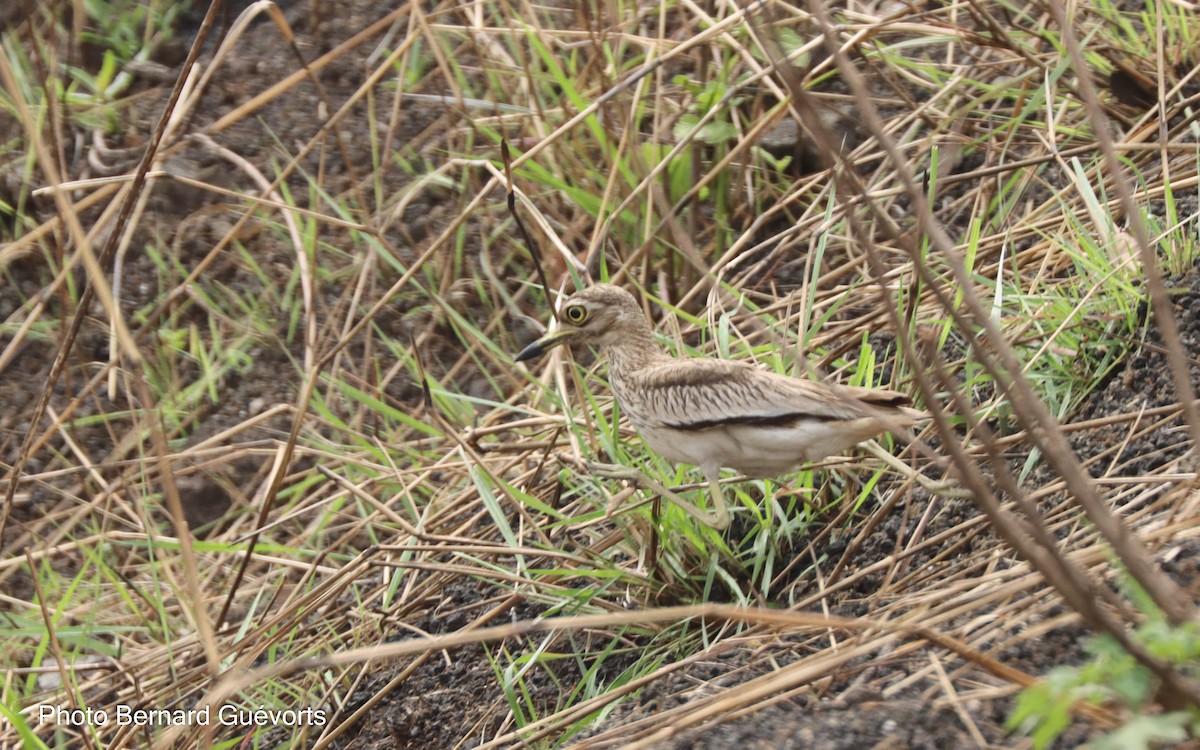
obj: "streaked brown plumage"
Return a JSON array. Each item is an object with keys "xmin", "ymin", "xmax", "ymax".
[{"xmin": 515, "ymin": 284, "xmax": 921, "ymax": 528}]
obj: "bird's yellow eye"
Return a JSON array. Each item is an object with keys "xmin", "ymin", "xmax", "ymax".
[{"xmin": 564, "ymin": 304, "xmax": 588, "ymax": 324}]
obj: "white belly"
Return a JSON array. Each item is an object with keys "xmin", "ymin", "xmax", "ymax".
[{"xmin": 634, "ymin": 419, "xmax": 879, "ymax": 478}]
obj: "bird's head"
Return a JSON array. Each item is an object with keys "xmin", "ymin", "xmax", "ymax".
[{"xmin": 514, "ymin": 284, "xmax": 646, "ymax": 361}]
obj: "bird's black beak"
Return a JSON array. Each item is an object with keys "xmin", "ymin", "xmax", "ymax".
[{"xmin": 514, "ymin": 329, "xmax": 576, "ymax": 362}]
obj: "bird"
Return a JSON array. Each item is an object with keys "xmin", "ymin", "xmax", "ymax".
[{"xmin": 515, "ymin": 284, "xmax": 923, "ymax": 529}]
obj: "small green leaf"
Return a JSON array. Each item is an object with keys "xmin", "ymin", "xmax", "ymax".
[
  {"xmin": 1090, "ymin": 713, "xmax": 1191, "ymax": 750},
  {"xmin": 674, "ymin": 116, "xmax": 738, "ymax": 144}
]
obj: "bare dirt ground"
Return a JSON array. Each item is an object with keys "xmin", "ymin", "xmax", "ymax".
[{"xmin": 3, "ymin": 1, "xmax": 1199, "ymax": 749}]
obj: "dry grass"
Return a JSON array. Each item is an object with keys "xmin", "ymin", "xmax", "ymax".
[{"xmin": 2, "ymin": 0, "xmax": 1198, "ymax": 748}]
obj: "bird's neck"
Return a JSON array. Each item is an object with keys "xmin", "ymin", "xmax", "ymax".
[{"xmin": 600, "ymin": 326, "xmax": 671, "ymax": 373}]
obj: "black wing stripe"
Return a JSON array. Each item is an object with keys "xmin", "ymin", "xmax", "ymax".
[{"xmin": 664, "ymin": 411, "xmax": 842, "ymax": 431}]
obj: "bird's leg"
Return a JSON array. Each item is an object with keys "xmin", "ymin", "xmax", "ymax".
[
  {"xmin": 860, "ymin": 441, "xmax": 972, "ymax": 498},
  {"xmin": 585, "ymin": 461, "xmax": 730, "ymax": 529},
  {"xmin": 702, "ymin": 467, "xmax": 731, "ymax": 530}
]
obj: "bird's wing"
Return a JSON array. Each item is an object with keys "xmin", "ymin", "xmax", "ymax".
[{"xmin": 629, "ymin": 358, "xmax": 907, "ymax": 431}]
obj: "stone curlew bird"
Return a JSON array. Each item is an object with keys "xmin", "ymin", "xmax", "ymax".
[{"xmin": 515, "ymin": 284, "xmax": 923, "ymax": 529}]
